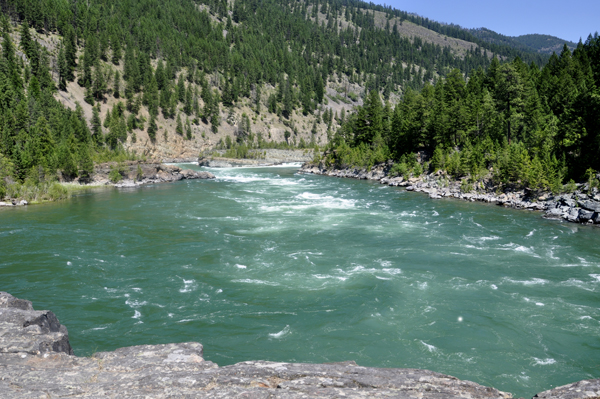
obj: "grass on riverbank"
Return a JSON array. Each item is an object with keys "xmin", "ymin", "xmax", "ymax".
[{"xmin": 2, "ymin": 179, "xmax": 106, "ymax": 204}]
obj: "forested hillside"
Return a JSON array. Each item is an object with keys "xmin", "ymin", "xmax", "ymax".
[
  {"xmin": 513, "ymin": 34, "xmax": 577, "ymax": 55},
  {"xmin": 0, "ymin": 15, "xmax": 140, "ymax": 201},
  {"xmin": 0, "ymin": 0, "xmax": 591, "ymax": 201},
  {"xmin": 323, "ymin": 36, "xmax": 600, "ymax": 191}
]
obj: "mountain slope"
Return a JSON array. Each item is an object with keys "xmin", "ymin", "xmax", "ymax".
[
  {"xmin": 469, "ymin": 28, "xmax": 576, "ymax": 55},
  {"xmin": 0, "ymin": 0, "xmax": 567, "ymax": 182}
]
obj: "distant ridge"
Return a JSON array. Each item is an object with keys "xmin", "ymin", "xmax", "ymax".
[{"xmin": 513, "ymin": 34, "xmax": 577, "ymax": 54}]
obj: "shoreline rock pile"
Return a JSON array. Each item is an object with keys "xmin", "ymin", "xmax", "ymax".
[
  {"xmin": 1, "ymin": 292, "xmax": 599, "ymax": 398},
  {"xmin": 91, "ymin": 161, "xmax": 215, "ymax": 187},
  {"xmin": 300, "ymin": 163, "xmax": 600, "ymax": 225}
]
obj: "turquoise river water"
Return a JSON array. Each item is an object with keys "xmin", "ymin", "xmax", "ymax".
[{"xmin": 1, "ymin": 164, "xmax": 599, "ymax": 397}]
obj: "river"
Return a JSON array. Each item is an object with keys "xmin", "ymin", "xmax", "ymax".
[{"xmin": 1, "ymin": 164, "xmax": 599, "ymax": 397}]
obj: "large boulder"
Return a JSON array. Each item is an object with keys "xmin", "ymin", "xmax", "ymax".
[
  {"xmin": 533, "ymin": 378, "xmax": 600, "ymax": 399},
  {"xmin": 578, "ymin": 200, "xmax": 600, "ymax": 213},
  {"xmin": 0, "ymin": 292, "xmax": 73, "ymax": 355}
]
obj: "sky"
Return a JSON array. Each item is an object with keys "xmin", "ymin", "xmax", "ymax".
[{"xmin": 377, "ymin": 0, "xmax": 599, "ymax": 43}]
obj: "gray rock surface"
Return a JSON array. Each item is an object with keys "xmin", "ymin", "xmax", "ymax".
[
  {"xmin": 2, "ymin": 292, "xmax": 599, "ymax": 398},
  {"xmin": 533, "ymin": 379, "xmax": 600, "ymax": 399},
  {"xmin": 0, "ymin": 292, "xmax": 73, "ymax": 356}
]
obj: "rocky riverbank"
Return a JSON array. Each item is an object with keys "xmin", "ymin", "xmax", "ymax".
[
  {"xmin": 88, "ymin": 161, "xmax": 215, "ymax": 188},
  {"xmin": 199, "ymin": 148, "xmax": 314, "ymax": 167},
  {"xmin": 1, "ymin": 292, "xmax": 598, "ymax": 398},
  {"xmin": 300, "ymin": 162, "xmax": 600, "ymax": 225}
]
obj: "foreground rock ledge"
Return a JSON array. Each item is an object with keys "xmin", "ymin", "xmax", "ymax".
[{"xmin": 1, "ymin": 293, "xmax": 598, "ymax": 398}]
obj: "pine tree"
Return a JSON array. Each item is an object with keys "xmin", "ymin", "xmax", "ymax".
[
  {"xmin": 183, "ymin": 85, "xmax": 193, "ymax": 115},
  {"xmin": 113, "ymin": 70, "xmax": 121, "ymax": 98},
  {"xmin": 176, "ymin": 113, "xmax": 183, "ymax": 135},
  {"xmin": 144, "ymin": 74, "xmax": 159, "ymax": 116},
  {"xmin": 91, "ymin": 59, "xmax": 106, "ymax": 100},
  {"xmin": 147, "ymin": 114, "xmax": 157, "ymax": 142},
  {"xmin": 177, "ymin": 74, "xmax": 186, "ymax": 103},
  {"xmin": 57, "ymin": 44, "xmax": 68, "ymax": 91},
  {"xmin": 155, "ymin": 60, "xmax": 166, "ymax": 90},
  {"xmin": 63, "ymin": 25, "xmax": 77, "ymax": 81},
  {"xmin": 111, "ymin": 35, "xmax": 122, "ymax": 65},
  {"xmin": 255, "ymin": 84, "xmax": 261, "ymax": 114},
  {"xmin": 78, "ymin": 144, "xmax": 94, "ymax": 179},
  {"xmin": 104, "ymin": 109, "xmax": 112, "ymax": 129},
  {"xmin": 282, "ymin": 79, "xmax": 293, "ymax": 119},
  {"xmin": 185, "ymin": 117, "xmax": 192, "ymax": 140},
  {"xmin": 91, "ymin": 105, "xmax": 103, "ymax": 142}
]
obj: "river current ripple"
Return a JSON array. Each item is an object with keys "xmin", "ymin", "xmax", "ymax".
[{"xmin": 1, "ymin": 165, "xmax": 599, "ymax": 397}]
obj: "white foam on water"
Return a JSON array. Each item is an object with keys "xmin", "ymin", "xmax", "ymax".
[
  {"xmin": 504, "ymin": 277, "xmax": 549, "ymax": 286},
  {"xmin": 179, "ymin": 278, "xmax": 197, "ymax": 293},
  {"xmin": 335, "ymin": 265, "xmax": 402, "ymax": 279},
  {"xmin": 376, "ymin": 276, "xmax": 392, "ymax": 280},
  {"xmin": 590, "ymin": 274, "xmax": 600, "ymax": 282},
  {"xmin": 216, "ymin": 289, "xmax": 223, "ymax": 293},
  {"xmin": 91, "ymin": 326, "xmax": 107, "ymax": 330},
  {"xmin": 499, "ymin": 243, "xmax": 540, "ymax": 257},
  {"xmin": 217, "ymin": 175, "xmax": 272, "ymax": 183},
  {"xmin": 560, "ymin": 279, "xmax": 594, "ymax": 292},
  {"xmin": 491, "ymin": 284, "xmax": 498, "ymax": 290},
  {"xmin": 132, "ymin": 287, "xmax": 142, "ymax": 292},
  {"xmin": 526, "ymin": 229, "xmax": 536, "ymax": 237},
  {"xmin": 578, "ymin": 257, "xmax": 590, "ymax": 265},
  {"xmin": 377, "ymin": 259, "xmax": 392, "ymax": 267},
  {"xmin": 269, "ymin": 325, "xmax": 291, "ymax": 339},
  {"xmin": 132, "ymin": 310, "xmax": 141, "ymax": 319},
  {"xmin": 547, "ymin": 248, "xmax": 560, "ymax": 260},
  {"xmin": 579, "ymin": 316, "xmax": 593, "ymax": 320},
  {"xmin": 480, "ymin": 236, "xmax": 500, "ymax": 241},
  {"xmin": 270, "ymin": 179, "xmax": 300, "ymax": 186},
  {"xmin": 313, "ymin": 274, "xmax": 348, "ymax": 282},
  {"xmin": 232, "ymin": 279, "xmax": 280, "ymax": 286},
  {"xmin": 420, "ymin": 340, "xmax": 437, "ymax": 352},
  {"xmin": 236, "ymin": 264, "xmax": 247, "ymax": 269},
  {"xmin": 432, "ymin": 211, "xmax": 439, "ymax": 216},
  {"xmin": 67, "ymin": 261, "xmax": 72, "ymax": 266},
  {"xmin": 125, "ymin": 299, "xmax": 147, "ymax": 308},
  {"xmin": 295, "ymin": 192, "xmax": 357, "ymax": 209},
  {"xmin": 535, "ymin": 302, "xmax": 544, "ymax": 306},
  {"xmin": 532, "ymin": 357, "xmax": 556, "ymax": 365}
]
